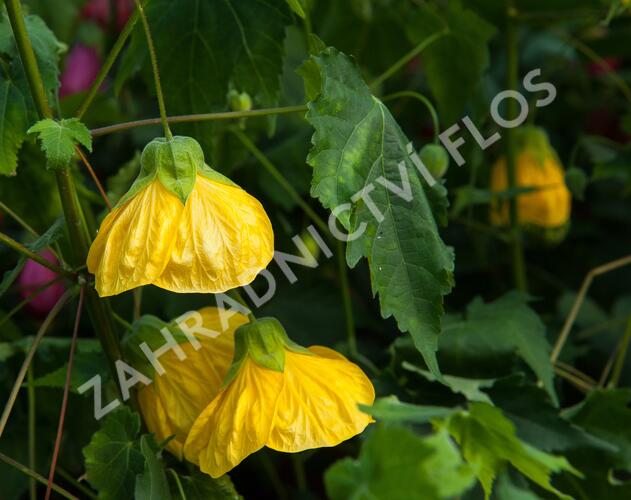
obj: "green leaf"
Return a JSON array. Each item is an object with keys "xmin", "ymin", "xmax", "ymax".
[
  {"xmin": 135, "ymin": 435, "xmax": 172, "ymax": 500},
  {"xmin": 402, "ymin": 2, "xmax": 496, "ymax": 124},
  {"xmin": 444, "ymin": 403, "xmax": 581, "ymax": 500},
  {"xmin": 30, "ymin": 351, "xmax": 109, "ymax": 392},
  {"xmin": 0, "ymin": 14, "xmax": 64, "ymax": 175},
  {"xmin": 360, "ymin": 395, "xmax": 457, "ymax": 423},
  {"xmin": 564, "ymin": 389, "xmax": 631, "ymax": 469},
  {"xmin": 440, "ymin": 293, "xmax": 558, "ymax": 404},
  {"xmin": 325, "ymin": 425, "xmax": 475, "ymax": 500},
  {"xmin": 403, "ymin": 362, "xmax": 496, "ymax": 403},
  {"xmin": 172, "ymin": 469, "xmax": 240, "ymax": 500},
  {"xmin": 83, "ymin": 407, "xmax": 145, "ymax": 500},
  {"xmin": 27, "ymin": 118, "xmax": 92, "ymax": 169},
  {"xmin": 302, "ymin": 48, "xmax": 454, "ymax": 378},
  {"xmin": 117, "ymin": 0, "xmax": 290, "ymax": 151},
  {"xmin": 0, "ymin": 216, "xmax": 65, "ymax": 297}
]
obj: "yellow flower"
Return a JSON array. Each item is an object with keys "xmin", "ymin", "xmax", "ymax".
[
  {"xmin": 490, "ymin": 127, "xmax": 571, "ymax": 232},
  {"xmin": 182, "ymin": 318, "xmax": 375, "ymax": 478},
  {"xmin": 87, "ymin": 136, "xmax": 274, "ymax": 297},
  {"xmin": 136, "ymin": 307, "xmax": 248, "ymax": 458}
]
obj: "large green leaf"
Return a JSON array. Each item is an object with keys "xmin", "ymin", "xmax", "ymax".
[
  {"xmin": 439, "ymin": 293, "xmax": 558, "ymax": 404},
  {"xmin": 360, "ymin": 395, "xmax": 457, "ymax": 423},
  {"xmin": 325, "ymin": 425, "xmax": 475, "ymax": 500},
  {"xmin": 302, "ymin": 48, "xmax": 454, "ymax": 377},
  {"xmin": 402, "ymin": 2, "xmax": 495, "ymax": 125},
  {"xmin": 444, "ymin": 403, "xmax": 580, "ymax": 500},
  {"xmin": 83, "ymin": 407, "xmax": 145, "ymax": 500},
  {"xmin": 117, "ymin": 0, "xmax": 290, "ymax": 152},
  {"xmin": 0, "ymin": 14, "xmax": 64, "ymax": 175}
]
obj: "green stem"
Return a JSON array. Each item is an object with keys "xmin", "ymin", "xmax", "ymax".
[
  {"xmin": 76, "ymin": 9, "xmax": 139, "ymax": 118},
  {"xmin": 55, "ymin": 468, "xmax": 97, "ymax": 500},
  {"xmin": 0, "ymin": 452, "xmax": 78, "ymax": 500},
  {"xmin": 337, "ymin": 240, "xmax": 357, "ymax": 355},
  {"xmin": 0, "ymin": 231, "xmax": 72, "ymax": 277},
  {"xmin": 227, "ymin": 288, "xmax": 256, "ymax": 323},
  {"xmin": 91, "ymin": 105, "xmax": 307, "ymax": 137},
  {"xmin": 3, "ymin": 0, "xmax": 124, "ymax": 398},
  {"xmin": 370, "ymin": 29, "xmax": 448, "ymax": 90},
  {"xmin": 133, "ymin": 0, "xmax": 172, "ymax": 139},
  {"xmin": 27, "ymin": 366, "xmax": 36, "ymax": 500},
  {"xmin": 504, "ymin": 1, "xmax": 528, "ymax": 292},
  {"xmin": 609, "ymin": 316, "xmax": 631, "ymax": 388},
  {"xmin": 168, "ymin": 469, "xmax": 187, "ymax": 500},
  {"xmin": 291, "ymin": 455, "xmax": 307, "ymax": 492},
  {"xmin": 232, "ymin": 128, "xmax": 329, "ymax": 235},
  {"xmin": 0, "ymin": 200, "xmax": 39, "ymax": 238},
  {"xmin": 382, "ymin": 91, "xmax": 440, "ymax": 143}
]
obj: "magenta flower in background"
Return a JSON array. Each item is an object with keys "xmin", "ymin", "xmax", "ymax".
[
  {"xmin": 18, "ymin": 249, "xmax": 65, "ymax": 316},
  {"xmin": 60, "ymin": 44, "xmax": 101, "ymax": 98}
]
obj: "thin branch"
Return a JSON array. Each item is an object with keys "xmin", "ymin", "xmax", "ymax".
[
  {"xmin": 0, "ymin": 200, "xmax": 39, "ymax": 238},
  {"xmin": 76, "ymin": 10, "xmax": 139, "ymax": 118},
  {"xmin": 0, "ymin": 275, "xmax": 66, "ymax": 329},
  {"xmin": 133, "ymin": 0, "xmax": 172, "ymax": 139},
  {"xmin": 608, "ymin": 315, "xmax": 631, "ymax": 388},
  {"xmin": 0, "ymin": 288, "xmax": 76, "ymax": 439},
  {"xmin": 27, "ymin": 366, "xmax": 36, "ymax": 500},
  {"xmin": 90, "ymin": 105, "xmax": 307, "ymax": 137},
  {"xmin": 554, "ymin": 365, "xmax": 592, "ymax": 393},
  {"xmin": 0, "ymin": 231, "xmax": 73, "ymax": 278},
  {"xmin": 370, "ymin": 29, "xmax": 448, "ymax": 90},
  {"xmin": 45, "ymin": 286, "xmax": 85, "ymax": 500},
  {"xmin": 383, "ymin": 91, "xmax": 440, "ymax": 143},
  {"xmin": 0, "ymin": 452, "xmax": 78, "ymax": 500},
  {"xmin": 550, "ymin": 255, "xmax": 631, "ymax": 362},
  {"xmin": 75, "ymin": 147, "xmax": 112, "ymax": 209}
]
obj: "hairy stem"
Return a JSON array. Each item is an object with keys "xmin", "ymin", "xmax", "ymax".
[
  {"xmin": 370, "ymin": 30, "xmax": 448, "ymax": 90},
  {"xmin": 4, "ymin": 0, "xmax": 125, "ymax": 396},
  {"xmin": 76, "ymin": 9, "xmax": 139, "ymax": 118},
  {"xmin": 91, "ymin": 105, "xmax": 307, "ymax": 137},
  {"xmin": 133, "ymin": 0, "xmax": 172, "ymax": 139},
  {"xmin": 0, "ymin": 452, "xmax": 78, "ymax": 500},
  {"xmin": 0, "ymin": 231, "xmax": 72, "ymax": 277}
]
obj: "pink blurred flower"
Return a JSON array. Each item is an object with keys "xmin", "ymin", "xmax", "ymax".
[
  {"xmin": 18, "ymin": 249, "xmax": 65, "ymax": 317},
  {"xmin": 587, "ymin": 57, "xmax": 622, "ymax": 77},
  {"xmin": 60, "ymin": 44, "xmax": 101, "ymax": 98},
  {"xmin": 81, "ymin": 0, "xmax": 134, "ymax": 31}
]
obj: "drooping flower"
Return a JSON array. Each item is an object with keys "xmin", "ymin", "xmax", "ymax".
[
  {"xmin": 490, "ymin": 126, "xmax": 571, "ymax": 242},
  {"xmin": 87, "ymin": 136, "xmax": 274, "ymax": 296},
  {"xmin": 18, "ymin": 249, "xmax": 65, "ymax": 316},
  {"xmin": 182, "ymin": 317, "xmax": 375, "ymax": 478},
  {"xmin": 131, "ymin": 307, "xmax": 247, "ymax": 458},
  {"xmin": 60, "ymin": 44, "xmax": 101, "ymax": 98}
]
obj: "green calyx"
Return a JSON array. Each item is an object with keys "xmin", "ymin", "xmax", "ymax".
[
  {"xmin": 514, "ymin": 126, "xmax": 560, "ymax": 167},
  {"xmin": 419, "ymin": 144, "xmax": 449, "ymax": 179},
  {"xmin": 222, "ymin": 317, "xmax": 312, "ymax": 386},
  {"xmin": 121, "ymin": 314, "xmax": 191, "ymax": 379}
]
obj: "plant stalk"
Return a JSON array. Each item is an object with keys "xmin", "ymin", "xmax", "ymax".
[
  {"xmin": 504, "ymin": 1, "xmax": 528, "ymax": 292},
  {"xmin": 0, "ymin": 231, "xmax": 71, "ymax": 277},
  {"xmin": 133, "ymin": 0, "xmax": 172, "ymax": 139}
]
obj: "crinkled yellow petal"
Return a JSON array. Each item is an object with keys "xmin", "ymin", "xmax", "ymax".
[
  {"xmin": 490, "ymin": 152, "xmax": 571, "ymax": 228},
  {"xmin": 137, "ymin": 384, "xmax": 184, "ymax": 458},
  {"xmin": 266, "ymin": 346, "xmax": 375, "ymax": 453},
  {"xmin": 87, "ymin": 180, "xmax": 183, "ymax": 296},
  {"xmin": 183, "ymin": 358, "xmax": 284, "ymax": 478},
  {"xmin": 138, "ymin": 307, "xmax": 247, "ymax": 459},
  {"xmin": 155, "ymin": 176, "xmax": 274, "ymax": 293}
]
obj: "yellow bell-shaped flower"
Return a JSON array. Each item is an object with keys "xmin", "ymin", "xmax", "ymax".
[
  {"xmin": 87, "ymin": 136, "xmax": 274, "ymax": 296},
  {"xmin": 182, "ymin": 317, "xmax": 375, "ymax": 478},
  {"xmin": 132, "ymin": 307, "xmax": 248, "ymax": 458},
  {"xmin": 490, "ymin": 127, "xmax": 571, "ymax": 233}
]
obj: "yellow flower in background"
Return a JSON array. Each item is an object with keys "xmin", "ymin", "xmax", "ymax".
[
  {"xmin": 182, "ymin": 318, "xmax": 375, "ymax": 478},
  {"xmin": 490, "ymin": 127, "xmax": 571, "ymax": 234},
  {"xmin": 133, "ymin": 307, "xmax": 247, "ymax": 457},
  {"xmin": 87, "ymin": 136, "xmax": 274, "ymax": 297}
]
